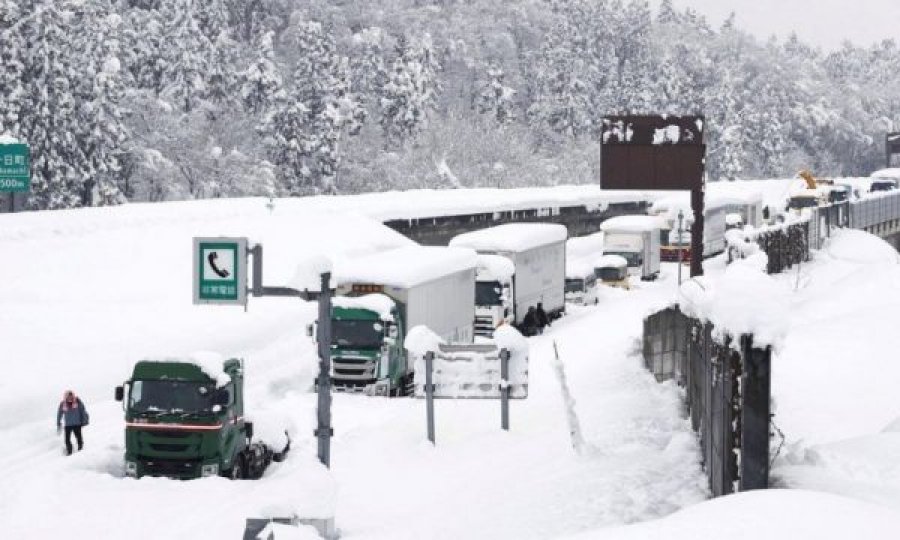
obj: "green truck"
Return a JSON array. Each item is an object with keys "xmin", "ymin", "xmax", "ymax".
[
  {"xmin": 324, "ymin": 246, "xmax": 477, "ymax": 396},
  {"xmin": 114, "ymin": 357, "xmax": 289, "ymax": 479}
]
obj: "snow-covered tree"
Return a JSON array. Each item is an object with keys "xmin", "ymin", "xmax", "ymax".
[
  {"xmin": 264, "ymin": 20, "xmax": 365, "ymax": 195},
  {"xmin": 160, "ymin": 0, "xmax": 214, "ymax": 113},
  {"xmin": 474, "ymin": 63, "xmax": 516, "ymax": 125},
  {"xmin": 380, "ymin": 33, "xmax": 440, "ymax": 148},
  {"xmin": 240, "ymin": 30, "xmax": 284, "ymax": 115}
]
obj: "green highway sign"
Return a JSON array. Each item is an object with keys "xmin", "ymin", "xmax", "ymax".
[
  {"xmin": 0, "ymin": 143, "xmax": 30, "ymax": 192},
  {"xmin": 193, "ymin": 237, "xmax": 248, "ymax": 306}
]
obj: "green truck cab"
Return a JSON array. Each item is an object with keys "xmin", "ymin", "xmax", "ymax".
[
  {"xmin": 329, "ymin": 295, "xmax": 408, "ymax": 396},
  {"xmin": 115, "ymin": 357, "xmax": 288, "ymax": 479}
]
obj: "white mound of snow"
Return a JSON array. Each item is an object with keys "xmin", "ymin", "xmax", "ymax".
[
  {"xmin": 565, "ymin": 489, "xmax": 900, "ymax": 540},
  {"xmin": 600, "ymin": 215, "xmax": 665, "ymax": 233},
  {"xmin": 335, "ymin": 246, "xmax": 477, "ymax": 289},
  {"xmin": 289, "ymin": 253, "xmax": 334, "ymax": 292},
  {"xmin": 404, "ymin": 325, "xmax": 445, "ymax": 357},
  {"xmin": 476, "ymin": 253, "xmax": 515, "ymax": 282},
  {"xmin": 826, "ymin": 229, "xmax": 900, "ymax": 265},
  {"xmin": 450, "ymin": 223, "xmax": 567, "ymax": 252}
]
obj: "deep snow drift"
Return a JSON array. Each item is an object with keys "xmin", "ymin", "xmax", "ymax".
[{"xmin": 1, "ymin": 185, "xmax": 899, "ymax": 538}]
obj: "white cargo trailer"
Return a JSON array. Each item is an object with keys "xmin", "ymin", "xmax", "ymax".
[
  {"xmin": 329, "ymin": 246, "xmax": 477, "ymax": 395},
  {"xmin": 600, "ymin": 216, "xmax": 663, "ymax": 280},
  {"xmin": 450, "ymin": 223, "xmax": 567, "ymax": 336}
]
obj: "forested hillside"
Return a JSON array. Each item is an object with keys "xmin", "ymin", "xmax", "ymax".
[{"xmin": 2, "ymin": 0, "xmax": 899, "ymax": 209}]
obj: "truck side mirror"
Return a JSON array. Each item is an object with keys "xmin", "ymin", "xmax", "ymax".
[
  {"xmin": 115, "ymin": 386, "xmax": 124, "ymax": 402},
  {"xmin": 306, "ymin": 323, "xmax": 315, "ymax": 338},
  {"xmin": 388, "ymin": 325, "xmax": 398, "ymax": 339},
  {"xmin": 244, "ymin": 421, "xmax": 254, "ymax": 440}
]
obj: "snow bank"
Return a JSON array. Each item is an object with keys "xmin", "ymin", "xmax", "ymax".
[
  {"xmin": 493, "ymin": 324, "xmax": 528, "ymax": 361},
  {"xmin": 567, "ymin": 231, "xmax": 605, "ymax": 260},
  {"xmin": 476, "ymin": 253, "xmax": 515, "ymax": 282},
  {"xmin": 870, "ymin": 167, "xmax": 900, "ymax": 180},
  {"xmin": 449, "ymin": 223, "xmax": 567, "ymax": 252},
  {"xmin": 0, "ymin": 133, "xmax": 22, "ymax": 144},
  {"xmin": 825, "ymin": 229, "xmax": 900, "ymax": 265},
  {"xmin": 595, "ymin": 254, "xmax": 628, "ymax": 269},
  {"xmin": 600, "ymin": 215, "xmax": 665, "ymax": 233},
  {"xmin": 404, "ymin": 325, "xmax": 445, "ymax": 357},
  {"xmin": 679, "ymin": 253, "xmax": 789, "ymax": 347},
  {"xmin": 332, "ymin": 293, "xmax": 396, "ymax": 321},
  {"xmin": 288, "ymin": 254, "xmax": 334, "ymax": 292},
  {"xmin": 565, "ymin": 489, "xmax": 900, "ymax": 540},
  {"xmin": 334, "ymin": 246, "xmax": 477, "ymax": 289}
]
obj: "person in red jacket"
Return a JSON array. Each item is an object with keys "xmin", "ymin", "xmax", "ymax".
[{"xmin": 56, "ymin": 390, "xmax": 89, "ymax": 455}]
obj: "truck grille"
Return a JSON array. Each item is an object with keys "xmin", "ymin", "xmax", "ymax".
[
  {"xmin": 332, "ymin": 357, "xmax": 376, "ymax": 382},
  {"xmin": 139, "ymin": 456, "xmax": 201, "ymax": 477},
  {"xmin": 149, "ymin": 442, "xmax": 190, "ymax": 452},
  {"xmin": 474, "ymin": 316, "xmax": 495, "ymax": 338}
]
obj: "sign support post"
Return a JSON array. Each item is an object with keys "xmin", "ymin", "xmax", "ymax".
[
  {"xmin": 500, "ymin": 348, "xmax": 510, "ymax": 431},
  {"xmin": 315, "ymin": 272, "xmax": 334, "ymax": 468},
  {"xmin": 425, "ymin": 351, "xmax": 435, "ymax": 445}
]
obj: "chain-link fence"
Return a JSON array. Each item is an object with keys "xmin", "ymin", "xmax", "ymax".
[{"xmin": 643, "ymin": 306, "xmax": 771, "ymax": 497}]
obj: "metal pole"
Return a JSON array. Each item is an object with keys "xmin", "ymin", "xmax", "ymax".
[
  {"xmin": 500, "ymin": 348, "xmax": 510, "ymax": 431},
  {"xmin": 690, "ymin": 186, "xmax": 705, "ymax": 277},
  {"xmin": 677, "ymin": 210, "xmax": 684, "ymax": 285},
  {"xmin": 315, "ymin": 272, "xmax": 333, "ymax": 467},
  {"xmin": 425, "ymin": 351, "xmax": 435, "ymax": 444}
]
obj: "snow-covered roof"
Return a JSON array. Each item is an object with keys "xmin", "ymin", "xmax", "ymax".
[
  {"xmin": 566, "ymin": 257, "xmax": 596, "ymax": 278},
  {"xmin": 567, "ymin": 232, "xmax": 605, "ymax": 259},
  {"xmin": 725, "ymin": 213, "xmax": 743, "ymax": 226},
  {"xmin": 449, "ymin": 223, "xmax": 568, "ymax": 252},
  {"xmin": 335, "ymin": 246, "xmax": 477, "ymax": 289},
  {"xmin": 600, "ymin": 215, "xmax": 665, "ymax": 233},
  {"xmin": 333, "ymin": 293, "xmax": 396, "ymax": 321},
  {"xmin": 870, "ymin": 168, "xmax": 900, "ymax": 181},
  {"xmin": 476, "ymin": 254, "xmax": 515, "ymax": 281},
  {"xmin": 595, "ymin": 255, "xmax": 628, "ymax": 269},
  {"xmin": 0, "ymin": 134, "xmax": 22, "ymax": 144}
]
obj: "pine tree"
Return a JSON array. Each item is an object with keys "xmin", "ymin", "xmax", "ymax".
[
  {"xmin": 160, "ymin": 0, "xmax": 214, "ymax": 113},
  {"xmin": 474, "ymin": 62, "xmax": 516, "ymax": 125},
  {"xmin": 380, "ymin": 33, "xmax": 440, "ymax": 148},
  {"xmin": 241, "ymin": 30, "xmax": 284, "ymax": 115},
  {"xmin": 264, "ymin": 20, "xmax": 364, "ymax": 195}
]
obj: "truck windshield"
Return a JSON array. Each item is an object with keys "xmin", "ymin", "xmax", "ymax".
[
  {"xmin": 597, "ymin": 267, "xmax": 625, "ymax": 281},
  {"xmin": 332, "ymin": 319, "xmax": 384, "ymax": 348},
  {"xmin": 475, "ymin": 281, "xmax": 503, "ymax": 306},
  {"xmin": 565, "ymin": 278, "xmax": 584, "ymax": 293},
  {"xmin": 129, "ymin": 380, "xmax": 217, "ymax": 414},
  {"xmin": 604, "ymin": 251, "xmax": 642, "ymax": 267}
]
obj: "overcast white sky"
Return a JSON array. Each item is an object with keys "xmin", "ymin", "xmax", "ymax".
[{"xmin": 652, "ymin": 0, "xmax": 900, "ymax": 50}]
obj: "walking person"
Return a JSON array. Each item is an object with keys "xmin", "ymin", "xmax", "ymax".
[
  {"xmin": 57, "ymin": 390, "xmax": 89, "ymax": 456},
  {"xmin": 521, "ymin": 306, "xmax": 538, "ymax": 337},
  {"xmin": 535, "ymin": 302, "xmax": 551, "ymax": 335}
]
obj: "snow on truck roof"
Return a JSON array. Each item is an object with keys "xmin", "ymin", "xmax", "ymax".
[
  {"xmin": 600, "ymin": 215, "xmax": 666, "ymax": 233},
  {"xmin": 595, "ymin": 255, "xmax": 628, "ymax": 269},
  {"xmin": 566, "ymin": 257, "xmax": 596, "ymax": 278},
  {"xmin": 871, "ymin": 168, "xmax": 900, "ymax": 181},
  {"xmin": 334, "ymin": 246, "xmax": 477, "ymax": 289},
  {"xmin": 449, "ymin": 223, "xmax": 568, "ymax": 252}
]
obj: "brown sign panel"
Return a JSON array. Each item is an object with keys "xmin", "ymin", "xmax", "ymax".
[
  {"xmin": 601, "ymin": 115, "xmax": 705, "ymax": 190},
  {"xmin": 601, "ymin": 144, "xmax": 706, "ymax": 191}
]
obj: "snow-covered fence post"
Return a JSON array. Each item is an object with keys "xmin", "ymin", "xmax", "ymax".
[
  {"xmin": 425, "ymin": 351, "xmax": 435, "ymax": 445},
  {"xmin": 500, "ymin": 348, "xmax": 510, "ymax": 431}
]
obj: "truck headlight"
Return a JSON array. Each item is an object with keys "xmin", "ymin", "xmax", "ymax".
[
  {"xmin": 124, "ymin": 461, "xmax": 138, "ymax": 477},
  {"xmin": 201, "ymin": 464, "xmax": 219, "ymax": 477}
]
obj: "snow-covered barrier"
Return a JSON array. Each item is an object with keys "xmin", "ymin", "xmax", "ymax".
[{"xmin": 406, "ymin": 325, "xmax": 528, "ymax": 399}]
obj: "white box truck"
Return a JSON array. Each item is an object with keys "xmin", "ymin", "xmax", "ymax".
[
  {"xmin": 450, "ymin": 223, "xmax": 567, "ymax": 337},
  {"xmin": 328, "ymin": 246, "xmax": 477, "ymax": 396},
  {"xmin": 600, "ymin": 215, "xmax": 663, "ymax": 280}
]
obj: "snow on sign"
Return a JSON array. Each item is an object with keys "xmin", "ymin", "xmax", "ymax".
[
  {"xmin": 192, "ymin": 237, "xmax": 248, "ymax": 306},
  {"xmin": 0, "ymin": 142, "xmax": 30, "ymax": 192}
]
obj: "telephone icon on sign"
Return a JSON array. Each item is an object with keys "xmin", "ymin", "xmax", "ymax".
[{"xmin": 208, "ymin": 252, "xmax": 231, "ymax": 278}]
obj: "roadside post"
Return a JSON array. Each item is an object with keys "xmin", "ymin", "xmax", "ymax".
[
  {"xmin": 500, "ymin": 348, "xmax": 510, "ymax": 431},
  {"xmin": 425, "ymin": 351, "xmax": 435, "ymax": 444},
  {"xmin": 193, "ymin": 239, "xmax": 334, "ymax": 467},
  {"xmin": 677, "ymin": 210, "xmax": 684, "ymax": 285},
  {"xmin": 0, "ymin": 141, "xmax": 30, "ymax": 213}
]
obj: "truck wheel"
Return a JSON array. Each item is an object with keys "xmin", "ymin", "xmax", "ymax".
[{"xmin": 227, "ymin": 456, "xmax": 245, "ymax": 480}]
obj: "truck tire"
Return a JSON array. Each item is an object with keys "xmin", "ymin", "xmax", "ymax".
[{"xmin": 227, "ymin": 455, "xmax": 245, "ymax": 480}]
